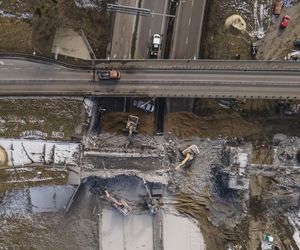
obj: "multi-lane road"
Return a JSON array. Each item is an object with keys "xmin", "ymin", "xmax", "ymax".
[
  {"xmin": 110, "ymin": 0, "xmax": 138, "ymax": 59},
  {"xmin": 170, "ymin": 0, "xmax": 207, "ymax": 59},
  {"xmin": 110, "ymin": 0, "xmax": 206, "ymax": 59},
  {"xmin": 110, "ymin": 0, "xmax": 168, "ymax": 59},
  {"xmin": 135, "ymin": 0, "xmax": 168, "ymax": 59},
  {"xmin": 1, "ymin": 59, "xmax": 300, "ymax": 99}
]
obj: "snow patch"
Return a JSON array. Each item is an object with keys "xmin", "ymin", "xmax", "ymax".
[
  {"xmin": 0, "ymin": 138, "xmax": 80, "ymax": 167},
  {"xmin": 0, "ymin": 10, "xmax": 32, "ymax": 19},
  {"xmin": 250, "ymin": 1, "xmax": 266, "ymax": 39},
  {"xmin": 282, "ymin": 0, "xmax": 297, "ymax": 7},
  {"xmin": 84, "ymin": 97, "xmax": 94, "ymax": 117},
  {"xmin": 74, "ymin": 0, "xmax": 100, "ymax": 9}
]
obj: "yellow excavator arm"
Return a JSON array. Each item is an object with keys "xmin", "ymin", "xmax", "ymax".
[{"xmin": 175, "ymin": 145, "xmax": 200, "ymax": 171}]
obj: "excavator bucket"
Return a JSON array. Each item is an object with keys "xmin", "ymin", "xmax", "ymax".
[
  {"xmin": 182, "ymin": 144, "xmax": 200, "ymax": 156},
  {"xmin": 175, "ymin": 145, "xmax": 200, "ymax": 171}
]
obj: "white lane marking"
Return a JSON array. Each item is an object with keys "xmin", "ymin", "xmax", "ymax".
[
  {"xmin": 0, "ymin": 61, "xmax": 4, "ymax": 65},
  {"xmin": 188, "ymin": 17, "xmax": 191, "ymax": 26},
  {"xmin": 149, "ymin": 28, "xmax": 152, "ymax": 37},
  {"xmin": 186, "ymin": 37, "xmax": 189, "ymax": 45},
  {"xmin": 192, "ymin": 0, "xmax": 194, "ymax": 6},
  {"xmin": 122, "ymin": 25, "xmax": 125, "ymax": 33},
  {"xmin": 121, "ymin": 37, "xmax": 123, "ymax": 44}
]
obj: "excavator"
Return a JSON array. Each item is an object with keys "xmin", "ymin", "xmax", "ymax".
[
  {"xmin": 104, "ymin": 190, "xmax": 132, "ymax": 216},
  {"xmin": 123, "ymin": 115, "xmax": 139, "ymax": 136},
  {"xmin": 143, "ymin": 178, "xmax": 161, "ymax": 215},
  {"xmin": 175, "ymin": 145, "xmax": 200, "ymax": 171}
]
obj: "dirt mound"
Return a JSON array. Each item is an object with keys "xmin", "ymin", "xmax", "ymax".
[
  {"xmin": 164, "ymin": 112, "xmax": 261, "ymax": 139},
  {"xmin": 102, "ymin": 111, "xmax": 155, "ymax": 135},
  {"xmin": 225, "ymin": 15, "xmax": 247, "ymax": 32}
]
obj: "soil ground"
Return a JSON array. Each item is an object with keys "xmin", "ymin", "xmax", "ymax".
[
  {"xmin": 201, "ymin": 0, "xmax": 298, "ymax": 60},
  {"xmin": 247, "ymin": 175, "xmax": 299, "ymax": 250},
  {"xmin": 0, "ymin": 98, "xmax": 86, "ymax": 140},
  {"xmin": 102, "ymin": 110, "xmax": 155, "ymax": 135},
  {"xmin": 164, "ymin": 99, "xmax": 300, "ymax": 164},
  {"xmin": 257, "ymin": 2, "xmax": 300, "ymax": 60},
  {"xmin": 0, "ymin": 0, "xmax": 111, "ymax": 58}
]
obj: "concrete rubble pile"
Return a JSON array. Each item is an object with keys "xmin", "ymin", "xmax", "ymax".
[{"xmin": 78, "ymin": 129, "xmax": 300, "ymax": 249}]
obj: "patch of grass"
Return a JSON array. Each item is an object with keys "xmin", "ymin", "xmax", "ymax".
[
  {"xmin": 0, "ymin": 98, "xmax": 85, "ymax": 140},
  {"xmin": 0, "ymin": 0, "xmax": 112, "ymax": 58}
]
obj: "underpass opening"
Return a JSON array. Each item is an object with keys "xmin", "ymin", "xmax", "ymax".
[{"xmin": 155, "ymin": 98, "xmax": 166, "ymax": 133}]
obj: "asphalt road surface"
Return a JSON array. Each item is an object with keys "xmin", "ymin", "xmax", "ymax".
[
  {"xmin": 110, "ymin": 0, "xmax": 138, "ymax": 59},
  {"xmin": 171, "ymin": 0, "xmax": 207, "ymax": 59},
  {"xmin": 0, "ymin": 59, "xmax": 300, "ymax": 99},
  {"xmin": 134, "ymin": 0, "xmax": 168, "ymax": 59},
  {"xmin": 0, "ymin": 59, "xmax": 88, "ymax": 80}
]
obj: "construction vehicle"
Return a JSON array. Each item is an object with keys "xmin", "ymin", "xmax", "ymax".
[
  {"xmin": 133, "ymin": 99, "xmax": 155, "ymax": 112},
  {"xmin": 97, "ymin": 70, "xmax": 121, "ymax": 80},
  {"xmin": 294, "ymin": 39, "xmax": 300, "ymax": 48},
  {"xmin": 285, "ymin": 50, "xmax": 300, "ymax": 61},
  {"xmin": 104, "ymin": 190, "xmax": 132, "ymax": 216},
  {"xmin": 123, "ymin": 115, "xmax": 139, "ymax": 136},
  {"xmin": 175, "ymin": 145, "xmax": 200, "ymax": 171},
  {"xmin": 218, "ymin": 98, "xmax": 235, "ymax": 109},
  {"xmin": 149, "ymin": 34, "xmax": 161, "ymax": 58},
  {"xmin": 250, "ymin": 42, "xmax": 258, "ymax": 58},
  {"xmin": 143, "ymin": 178, "xmax": 162, "ymax": 215},
  {"xmin": 273, "ymin": 1, "xmax": 283, "ymax": 16},
  {"xmin": 280, "ymin": 15, "xmax": 290, "ymax": 28}
]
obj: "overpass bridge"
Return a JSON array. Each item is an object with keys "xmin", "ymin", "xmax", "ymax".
[{"xmin": 0, "ymin": 57, "xmax": 300, "ymax": 99}]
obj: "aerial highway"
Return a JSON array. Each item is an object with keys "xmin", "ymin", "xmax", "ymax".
[
  {"xmin": 110, "ymin": 0, "xmax": 138, "ymax": 59},
  {"xmin": 135, "ymin": 0, "xmax": 168, "ymax": 59},
  {"xmin": 110, "ymin": 0, "xmax": 168, "ymax": 59},
  {"xmin": 170, "ymin": 0, "xmax": 207, "ymax": 59},
  {"xmin": 0, "ymin": 59, "xmax": 299, "ymax": 99}
]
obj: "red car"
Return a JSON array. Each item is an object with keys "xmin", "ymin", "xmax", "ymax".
[{"xmin": 280, "ymin": 15, "xmax": 290, "ymax": 28}]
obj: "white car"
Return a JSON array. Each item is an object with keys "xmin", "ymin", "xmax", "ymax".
[
  {"xmin": 152, "ymin": 34, "xmax": 161, "ymax": 49},
  {"xmin": 133, "ymin": 100, "xmax": 155, "ymax": 112}
]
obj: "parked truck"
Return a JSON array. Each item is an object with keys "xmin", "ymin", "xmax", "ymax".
[
  {"xmin": 149, "ymin": 34, "xmax": 161, "ymax": 58},
  {"xmin": 97, "ymin": 70, "xmax": 121, "ymax": 80}
]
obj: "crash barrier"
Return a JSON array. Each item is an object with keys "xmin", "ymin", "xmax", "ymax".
[{"xmin": 1, "ymin": 53, "xmax": 300, "ymax": 72}]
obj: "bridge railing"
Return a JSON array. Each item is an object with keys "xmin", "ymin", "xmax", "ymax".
[{"xmin": 1, "ymin": 53, "xmax": 300, "ymax": 72}]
